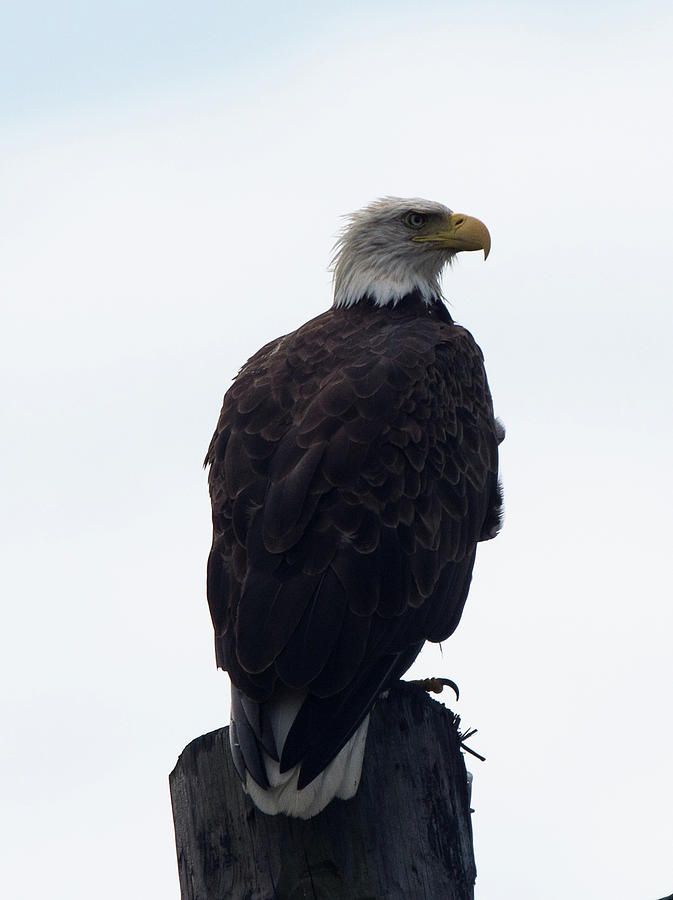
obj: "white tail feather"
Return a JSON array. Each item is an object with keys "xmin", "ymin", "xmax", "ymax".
[{"xmin": 243, "ymin": 716, "xmax": 370, "ymax": 819}]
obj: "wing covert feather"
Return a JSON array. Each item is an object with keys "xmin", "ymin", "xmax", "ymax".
[{"xmin": 205, "ymin": 298, "xmax": 502, "ymax": 784}]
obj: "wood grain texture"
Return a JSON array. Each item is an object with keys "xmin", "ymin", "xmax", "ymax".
[{"xmin": 170, "ymin": 682, "xmax": 476, "ymax": 899}]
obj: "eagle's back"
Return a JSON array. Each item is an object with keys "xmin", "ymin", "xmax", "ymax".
[{"xmin": 205, "ymin": 294, "xmax": 501, "ymax": 810}]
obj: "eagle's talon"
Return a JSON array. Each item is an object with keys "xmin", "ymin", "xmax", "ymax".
[{"xmin": 410, "ymin": 677, "xmax": 460, "ymax": 700}]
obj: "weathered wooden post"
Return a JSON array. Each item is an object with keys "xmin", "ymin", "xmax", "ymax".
[{"xmin": 170, "ymin": 681, "xmax": 477, "ymax": 899}]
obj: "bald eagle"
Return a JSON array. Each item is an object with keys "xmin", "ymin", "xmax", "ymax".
[{"xmin": 205, "ymin": 198, "xmax": 502, "ymax": 819}]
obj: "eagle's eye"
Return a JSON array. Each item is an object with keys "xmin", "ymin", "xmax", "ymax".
[{"xmin": 403, "ymin": 212, "xmax": 428, "ymax": 229}]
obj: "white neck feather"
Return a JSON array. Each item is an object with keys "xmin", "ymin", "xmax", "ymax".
[{"xmin": 333, "ymin": 268, "xmax": 441, "ymax": 308}]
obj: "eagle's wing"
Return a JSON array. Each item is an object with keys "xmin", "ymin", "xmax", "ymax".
[{"xmin": 205, "ymin": 309, "xmax": 501, "ymax": 788}]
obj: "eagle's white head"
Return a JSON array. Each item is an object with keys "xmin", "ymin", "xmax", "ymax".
[{"xmin": 332, "ymin": 197, "xmax": 490, "ymax": 308}]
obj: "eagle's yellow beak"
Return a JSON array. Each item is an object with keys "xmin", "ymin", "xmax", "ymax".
[{"xmin": 412, "ymin": 213, "xmax": 491, "ymax": 259}]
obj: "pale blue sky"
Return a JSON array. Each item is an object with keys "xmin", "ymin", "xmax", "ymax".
[
  {"xmin": 1, "ymin": 2, "xmax": 672, "ymax": 899},
  {"xmin": 2, "ymin": 0, "xmax": 668, "ymax": 121}
]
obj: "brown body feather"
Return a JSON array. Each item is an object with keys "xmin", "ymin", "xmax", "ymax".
[{"xmin": 205, "ymin": 292, "xmax": 502, "ymax": 789}]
